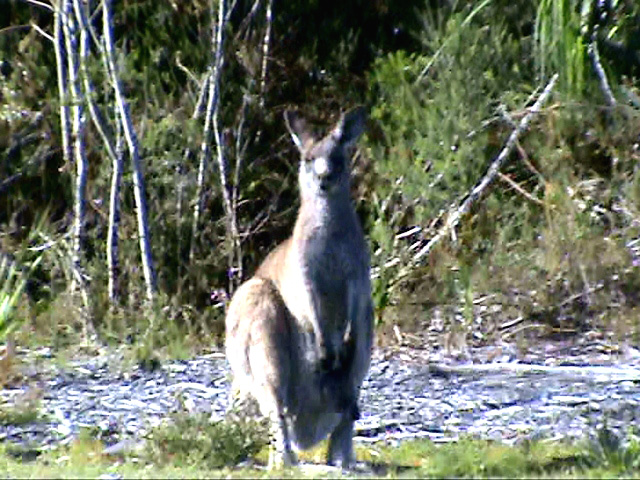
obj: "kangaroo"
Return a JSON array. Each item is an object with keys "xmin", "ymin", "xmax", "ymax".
[{"xmin": 225, "ymin": 107, "xmax": 373, "ymax": 469}]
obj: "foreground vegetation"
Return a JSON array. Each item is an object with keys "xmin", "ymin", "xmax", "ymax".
[{"xmin": 2, "ymin": 413, "xmax": 640, "ymax": 478}]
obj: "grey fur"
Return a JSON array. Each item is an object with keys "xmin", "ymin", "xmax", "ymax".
[{"xmin": 225, "ymin": 107, "xmax": 373, "ymax": 469}]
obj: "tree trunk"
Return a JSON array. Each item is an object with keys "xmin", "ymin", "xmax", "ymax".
[
  {"xmin": 107, "ymin": 112, "xmax": 125, "ymax": 304},
  {"xmin": 103, "ymin": 0, "xmax": 157, "ymax": 303},
  {"xmin": 72, "ymin": 0, "xmax": 122, "ymax": 304},
  {"xmin": 53, "ymin": 0, "xmax": 72, "ymax": 166},
  {"xmin": 61, "ymin": 0, "xmax": 95, "ymax": 341},
  {"xmin": 73, "ymin": 0, "xmax": 117, "ymax": 163}
]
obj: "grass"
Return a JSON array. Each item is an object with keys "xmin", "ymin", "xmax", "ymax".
[{"xmin": 2, "ymin": 412, "xmax": 640, "ymax": 479}]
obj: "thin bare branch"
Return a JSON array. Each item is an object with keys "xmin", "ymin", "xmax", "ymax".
[
  {"xmin": 258, "ymin": 0, "xmax": 273, "ymax": 109},
  {"xmin": 178, "ymin": 64, "xmax": 212, "ymax": 283},
  {"xmin": 227, "ymin": 95, "xmax": 251, "ymax": 285},
  {"xmin": 175, "ymin": 53, "xmax": 201, "ymax": 87},
  {"xmin": 182, "ymin": 71, "xmax": 211, "ymax": 167},
  {"xmin": 22, "ymin": 0, "xmax": 54, "ymax": 11},
  {"xmin": 192, "ymin": 74, "xmax": 211, "ymax": 120},
  {"xmin": 588, "ymin": 37, "xmax": 617, "ymax": 107},
  {"xmin": 53, "ymin": 1, "xmax": 72, "ymax": 166},
  {"xmin": 232, "ymin": 94, "xmax": 250, "ymax": 217},
  {"xmin": 190, "ymin": 0, "xmax": 228, "ymax": 263},
  {"xmin": 207, "ymin": 0, "xmax": 241, "ymax": 288},
  {"xmin": 234, "ymin": 0, "xmax": 261, "ymax": 40},
  {"xmin": 226, "ymin": 0, "xmax": 241, "ymax": 22},
  {"xmin": 413, "ymin": 74, "xmax": 559, "ymax": 262},
  {"xmin": 588, "ymin": 2, "xmax": 617, "ymax": 108},
  {"xmin": 73, "ymin": 0, "xmax": 117, "ymax": 163},
  {"xmin": 516, "ymin": 141, "xmax": 546, "ymax": 183},
  {"xmin": 30, "ymin": 23, "xmax": 54, "ymax": 42},
  {"xmin": 0, "ymin": 24, "xmax": 31, "ymax": 36}
]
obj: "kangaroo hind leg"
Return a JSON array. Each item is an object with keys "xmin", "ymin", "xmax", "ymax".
[
  {"xmin": 327, "ymin": 413, "xmax": 355, "ymax": 469},
  {"xmin": 243, "ymin": 278, "xmax": 297, "ymax": 468}
]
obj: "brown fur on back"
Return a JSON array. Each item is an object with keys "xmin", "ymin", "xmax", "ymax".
[{"xmin": 225, "ymin": 278, "xmax": 293, "ymax": 407}]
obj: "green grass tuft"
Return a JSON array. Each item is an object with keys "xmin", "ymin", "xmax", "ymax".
[{"xmin": 139, "ymin": 411, "xmax": 268, "ymax": 469}]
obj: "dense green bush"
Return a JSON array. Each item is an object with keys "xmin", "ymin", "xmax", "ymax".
[{"xmin": 366, "ymin": 0, "xmax": 640, "ymax": 342}]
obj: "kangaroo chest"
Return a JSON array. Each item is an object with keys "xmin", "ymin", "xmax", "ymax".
[
  {"xmin": 304, "ymin": 223, "xmax": 364, "ymax": 277},
  {"xmin": 301, "ymin": 227, "xmax": 367, "ymax": 318}
]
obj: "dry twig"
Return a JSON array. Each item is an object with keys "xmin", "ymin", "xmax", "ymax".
[{"xmin": 498, "ymin": 172, "xmax": 544, "ymax": 206}]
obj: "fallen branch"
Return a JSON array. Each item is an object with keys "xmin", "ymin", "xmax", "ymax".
[
  {"xmin": 413, "ymin": 74, "xmax": 558, "ymax": 262},
  {"xmin": 428, "ymin": 361, "xmax": 640, "ymax": 381},
  {"xmin": 500, "ymin": 322, "xmax": 545, "ymax": 340}
]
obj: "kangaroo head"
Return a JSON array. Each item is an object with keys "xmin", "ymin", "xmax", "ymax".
[{"xmin": 284, "ymin": 107, "xmax": 366, "ymax": 197}]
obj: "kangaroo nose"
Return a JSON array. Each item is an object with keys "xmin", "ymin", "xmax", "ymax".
[{"xmin": 313, "ymin": 157, "xmax": 330, "ymax": 178}]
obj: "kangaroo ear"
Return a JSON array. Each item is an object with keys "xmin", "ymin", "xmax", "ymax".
[
  {"xmin": 284, "ymin": 110, "xmax": 313, "ymax": 152},
  {"xmin": 333, "ymin": 107, "xmax": 367, "ymax": 147}
]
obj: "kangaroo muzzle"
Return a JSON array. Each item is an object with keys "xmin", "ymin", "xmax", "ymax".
[{"xmin": 313, "ymin": 157, "xmax": 330, "ymax": 178}]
